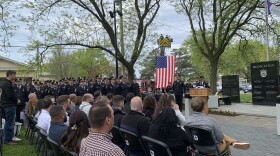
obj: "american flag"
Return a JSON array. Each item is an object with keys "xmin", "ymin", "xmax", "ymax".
[{"xmin": 156, "ymin": 56, "xmax": 176, "ymax": 88}]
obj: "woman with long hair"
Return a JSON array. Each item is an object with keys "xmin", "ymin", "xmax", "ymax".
[
  {"xmin": 142, "ymin": 95, "xmax": 156, "ymax": 121},
  {"xmin": 61, "ymin": 110, "xmax": 89, "ymax": 153},
  {"xmin": 148, "ymin": 107, "xmax": 192, "ymax": 155},
  {"xmin": 152, "ymin": 93, "xmax": 186, "ymax": 126}
]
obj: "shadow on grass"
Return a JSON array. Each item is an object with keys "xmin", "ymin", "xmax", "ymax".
[{"xmin": 3, "ymin": 126, "xmax": 37, "ymax": 156}]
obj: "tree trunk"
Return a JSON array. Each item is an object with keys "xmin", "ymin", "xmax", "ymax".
[
  {"xmin": 126, "ymin": 64, "xmax": 135, "ymax": 83},
  {"xmin": 209, "ymin": 60, "xmax": 218, "ymax": 94}
]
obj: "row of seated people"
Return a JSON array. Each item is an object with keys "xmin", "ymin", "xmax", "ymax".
[{"xmin": 27, "ymin": 91, "xmax": 250, "ymax": 156}]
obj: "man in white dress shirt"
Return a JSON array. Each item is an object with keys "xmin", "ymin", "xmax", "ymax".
[{"xmin": 36, "ymin": 98, "xmax": 53, "ymax": 132}]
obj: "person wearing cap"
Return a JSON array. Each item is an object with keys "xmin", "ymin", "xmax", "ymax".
[
  {"xmin": 65, "ymin": 78, "xmax": 75, "ymax": 95},
  {"xmin": 196, "ymin": 76, "xmax": 210, "ymax": 88},
  {"xmin": 172, "ymin": 74, "xmax": 184, "ymax": 111},
  {"xmin": 30, "ymin": 81, "xmax": 44, "ymax": 99},
  {"xmin": 115, "ymin": 76, "xmax": 122, "ymax": 95},
  {"xmin": 76, "ymin": 79, "xmax": 89, "ymax": 97},
  {"xmin": 184, "ymin": 79, "xmax": 193, "ymax": 98},
  {"xmin": 130, "ymin": 78, "xmax": 140, "ymax": 96},
  {"xmin": 59, "ymin": 78, "xmax": 67, "ymax": 95},
  {"xmin": 43, "ymin": 80, "xmax": 52, "ymax": 96},
  {"xmin": 13, "ymin": 78, "xmax": 28, "ymax": 123},
  {"xmin": 119, "ymin": 76, "xmax": 131, "ymax": 99},
  {"xmin": 93, "ymin": 75, "xmax": 103, "ymax": 94},
  {"xmin": 106, "ymin": 77, "xmax": 117, "ymax": 95},
  {"xmin": 101, "ymin": 77, "xmax": 107, "ymax": 95},
  {"xmin": 50, "ymin": 82, "xmax": 60, "ymax": 99}
]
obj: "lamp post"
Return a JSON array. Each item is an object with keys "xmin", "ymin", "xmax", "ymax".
[
  {"xmin": 113, "ymin": 1, "xmax": 118, "ymax": 78},
  {"xmin": 110, "ymin": 0, "xmax": 125, "ymax": 78}
]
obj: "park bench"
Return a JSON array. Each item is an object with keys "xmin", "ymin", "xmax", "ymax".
[{"xmin": 215, "ymin": 91, "xmax": 231, "ymax": 105}]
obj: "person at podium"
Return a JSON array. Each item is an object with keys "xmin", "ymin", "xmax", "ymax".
[{"xmin": 196, "ymin": 76, "xmax": 210, "ymax": 88}]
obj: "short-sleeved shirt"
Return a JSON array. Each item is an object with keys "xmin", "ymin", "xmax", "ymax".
[
  {"xmin": 186, "ymin": 112, "xmax": 224, "ymax": 154},
  {"xmin": 48, "ymin": 122, "xmax": 68, "ymax": 144},
  {"xmin": 79, "ymin": 132, "xmax": 125, "ymax": 156}
]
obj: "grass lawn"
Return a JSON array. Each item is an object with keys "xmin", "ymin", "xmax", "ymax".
[
  {"xmin": 240, "ymin": 92, "xmax": 252, "ymax": 103},
  {"xmin": 3, "ymin": 127, "xmax": 37, "ymax": 156}
]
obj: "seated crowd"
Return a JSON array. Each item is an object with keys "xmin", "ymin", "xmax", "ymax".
[{"xmin": 23, "ymin": 90, "xmax": 250, "ymax": 156}]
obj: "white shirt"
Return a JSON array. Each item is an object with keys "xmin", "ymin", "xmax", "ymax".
[
  {"xmin": 79, "ymin": 101, "xmax": 92, "ymax": 116},
  {"xmin": 175, "ymin": 109, "xmax": 186, "ymax": 126},
  {"xmin": 36, "ymin": 109, "xmax": 51, "ymax": 133}
]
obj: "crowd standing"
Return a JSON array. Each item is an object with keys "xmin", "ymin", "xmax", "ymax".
[{"xmin": 0, "ymin": 70, "xmax": 250, "ymax": 156}]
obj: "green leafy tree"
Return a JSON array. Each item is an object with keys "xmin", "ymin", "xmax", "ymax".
[
  {"xmin": 173, "ymin": 0, "xmax": 261, "ymax": 94},
  {"xmin": 20, "ymin": 0, "xmax": 161, "ymax": 80}
]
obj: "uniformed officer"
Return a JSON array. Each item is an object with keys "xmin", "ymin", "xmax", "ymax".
[
  {"xmin": 184, "ymin": 79, "xmax": 193, "ymax": 98},
  {"xmin": 93, "ymin": 75, "xmax": 103, "ymax": 94},
  {"xmin": 76, "ymin": 79, "xmax": 89, "ymax": 96},
  {"xmin": 106, "ymin": 77, "xmax": 117, "ymax": 95},
  {"xmin": 49, "ymin": 82, "xmax": 60, "ymax": 99},
  {"xmin": 14, "ymin": 78, "xmax": 28, "ymax": 123},
  {"xmin": 119, "ymin": 76, "xmax": 131, "ymax": 99},
  {"xmin": 65, "ymin": 78, "xmax": 75, "ymax": 95},
  {"xmin": 43, "ymin": 80, "xmax": 52, "ymax": 96},
  {"xmin": 59, "ymin": 78, "xmax": 67, "ymax": 95},
  {"xmin": 130, "ymin": 78, "xmax": 140, "ymax": 96},
  {"xmin": 115, "ymin": 76, "xmax": 122, "ymax": 95},
  {"xmin": 172, "ymin": 74, "xmax": 184, "ymax": 111},
  {"xmin": 30, "ymin": 81, "xmax": 45, "ymax": 99}
]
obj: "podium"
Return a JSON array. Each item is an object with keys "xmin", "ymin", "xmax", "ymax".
[{"xmin": 189, "ymin": 88, "xmax": 210, "ymax": 115}]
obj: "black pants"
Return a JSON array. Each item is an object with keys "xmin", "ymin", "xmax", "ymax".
[
  {"xmin": 175, "ymin": 94, "xmax": 183, "ymax": 111},
  {"xmin": 16, "ymin": 105, "xmax": 25, "ymax": 123}
]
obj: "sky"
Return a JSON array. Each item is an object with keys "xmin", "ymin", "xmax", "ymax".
[{"xmin": 0, "ymin": 1, "xmax": 191, "ymax": 76}]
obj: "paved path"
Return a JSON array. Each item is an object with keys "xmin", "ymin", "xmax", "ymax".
[
  {"xmin": 217, "ymin": 103, "xmax": 276, "ymax": 117},
  {"xmin": 213, "ymin": 115, "xmax": 280, "ymax": 156}
]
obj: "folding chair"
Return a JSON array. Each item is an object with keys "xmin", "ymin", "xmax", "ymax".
[
  {"xmin": 141, "ymin": 136, "xmax": 173, "ymax": 156},
  {"xmin": 111, "ymin": 125, "xmax": 125, "ymax": 149},
  {"xmin": 119, "ymin": 128, "xmax": 147, "ymax": 156},
  {"xmin": 0, "ymin": 129, "xmax": 3, "ymax": 156},
  {"xmin": 39, "ymin": 129, "xmax": 54, "ymax": 156},
  {"xmin": 184, "ymin": 126, "xmax": 229, "ymax": 156},
  {"xmin": 47, "ymin": 137, "xmax": 65, "ymax": 156}
]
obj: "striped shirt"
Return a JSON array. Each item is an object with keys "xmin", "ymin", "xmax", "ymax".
[{"xmin": 79, "ymin": 132, "xmax": 125, "ymax": 156}]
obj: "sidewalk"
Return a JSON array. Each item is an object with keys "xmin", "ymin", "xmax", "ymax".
[{"xmin": 217, "ymin": 103, "xmax": 276, "ymax": 118}]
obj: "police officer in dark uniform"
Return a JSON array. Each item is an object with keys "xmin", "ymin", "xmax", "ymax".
[
  {"xmin": 88, "ymin": 79, "xmax": 95, "ymax": 95},
  {"xmin": 30, "ymin": 81, "xmax": 44, "ymax": 99},
  {"xmin": 130, "ymin": 78, "xmax": 140, "ymax": 96},
  {"xmin": 172, "ymin": 74, "xmax": 184, "ymax": 111},
  {"xmin": 59, "ymin": 78, "xmax": 67, "ymax": 95},
  {"xmin": 184, "ymin": 79, "xmax": 193, "ymax": 98},
  {"xmin": 49, "ymin": 82, "xmax": 60, "ymax": 99},
  {"xmin": 101, "ymin": 78, "xmax": 108, "ymax": 95},
  {"xmin": 106, "ymin": 77, "xmax": 117, "ymax": 95},
  {"xmin": 76, "ymin": 79, "xmax": 89, "ymax": 96},
  {"xmin": 119, "ymin": 76, "xmax": 131, "ymax": 99},
  {"xmin": 43, "ymin": 80, "xmax": 52, "ymax": 96},
  {"xmin": 65, "ymin": 78, "xmax": 75, "ymax": 95},
  {"xmin": 115, "ymin": 76, "xmax": 122, "ymax": 95},
  {"xmin": 14, "ymin": 78, "xmax": 28, "ymax": 123},
  {"xmin": 93, "ymin": 75, "xmax": 103, "ymax": 94}
]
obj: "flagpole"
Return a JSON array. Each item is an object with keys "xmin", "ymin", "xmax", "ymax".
[{"xmin": 265, "ymin": 0, "xmax": 270, "ymax": 61}]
